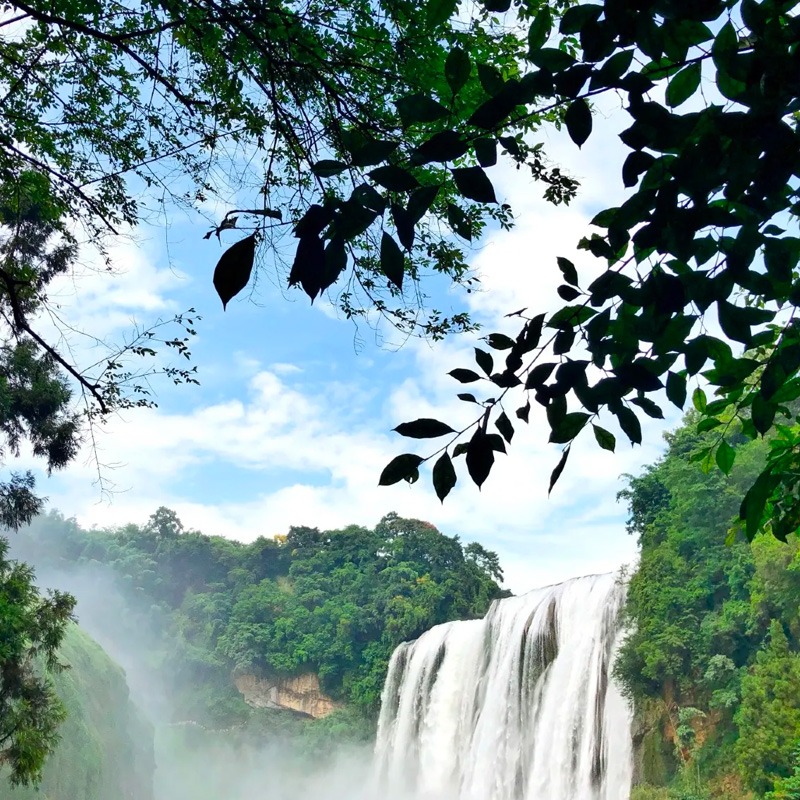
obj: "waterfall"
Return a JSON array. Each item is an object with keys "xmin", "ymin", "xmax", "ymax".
[{"xmin": 374, "ymin": 573, "xmax": 632, "ymax": 800}]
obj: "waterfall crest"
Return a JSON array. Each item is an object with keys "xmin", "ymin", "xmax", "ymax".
[{"xmin": 374, "ymin": 573, "xmax": 633, "ymax": 800}]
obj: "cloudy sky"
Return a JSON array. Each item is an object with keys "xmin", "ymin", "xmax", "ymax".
[{"xmin": 25, "ymin": 101, "xmax": 682, "ymax": 594}]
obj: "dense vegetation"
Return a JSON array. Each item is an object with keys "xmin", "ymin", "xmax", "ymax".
[
  {"xmin": 0, "ymin": 624, "xmax": 153, "ymax": 800},
  {"xmin": 618, "ymin": 417, "xmax": 800, "ymax": 800},
  {"xmin": 12, "ymin": 509, "xmax": 504, "ymax": 724}
]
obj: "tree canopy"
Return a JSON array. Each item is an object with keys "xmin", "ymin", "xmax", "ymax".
[{"xmin": 4, "ymin": 0, "xmax": 799, "ymax": 541}]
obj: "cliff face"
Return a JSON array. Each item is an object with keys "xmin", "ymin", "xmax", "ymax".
[
  {"xmin": 0, "ymin": 624, "xmax": 154, "ymax": 800},
  {"xmin": 234, "ymin": 672, "xmax": 342, "ymax": 718}
]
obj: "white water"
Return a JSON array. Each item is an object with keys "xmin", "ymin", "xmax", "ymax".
[{"xmin": 374, "ymin": 573, "xmax": 633, "ymax": 800}]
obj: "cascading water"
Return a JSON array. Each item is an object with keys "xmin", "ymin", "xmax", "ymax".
[{"xmin": 374, "ymin": 573, "xmax": 632, "ymax": 800}]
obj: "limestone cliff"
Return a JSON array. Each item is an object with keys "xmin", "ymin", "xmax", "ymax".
[{"xmin": 234, "ymin": 672, "xmax": 342, "ymax": 718}]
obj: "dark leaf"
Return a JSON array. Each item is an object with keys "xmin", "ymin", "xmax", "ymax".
[
  {"xmin": 565, "ymin": 99, "xmax": 592, "ymax": 147},
  {"xmin": 475, "ymin": 138, "xmax": 498, "ymax": 168},
  {"xmin": 349, "ymin": 139, "xmax": 400, "ymax": 168},
  {"xmin": 449, "ymin": 368, "xmax": 481, "ymax": 383},
  {"xmin": 288, "ymin": 234, "xmax": 325, "ymax": 301},
  {"xmin": 432, "ymin": 452, "xmax": 457, "ymax": 501},
  {"xmin": 427, "ymin": 0, "xmax": 458, "ymax": 26},
  {"xmin": 294, "ymin": 204, "xmax": 335, "ymax": 238},
  {"xmin": 391, "ymin": 204, "xmax": 415, "ymax": 250},
  {"xmin": 411, "ymin": 131, "xmax": 469, "ymax": 164},
  {"xmin": 559, "ymin": 4, "xmax": 602, "ymax": 34},
  {"xmin": 380, "ymin": 232, "xmax": 405, "ymax": 290},
  {"xmin": 495, "ymin": 411, "xmax": 515, "ymax": 443},
  {"xmin": 396, "ymin": 94, "xmax": 450, "ymax": 126},
  {"xmin": 516, "ymin": 400, "xmax": 531, "ymax": 423},
  {"xmin": 452, "ymin": 167, "xmax": 497, "ymax": 204},
  {"xmin": 466, "ymin": 430, "xmax": 495, "ymax": 488},
  {"xmin": 475, "ymin": 347, "xmax": 494, "ymax": 375},
  {"xmin": 394, "ymin": 418, "xmax": 455, "ymax": 438},
  {"xmin": 213, "ymin": 234, "xmax": 256, "ymax": 310},
  {"xmin": 615, "ymin": 404, "xmax": 642, "ymax": 445},
  {"xmin": 752, "ymin": 393, "xmax": 775, "ymax": 434},
  {"xmin": 558, "ymin": 285, "xmax": 581, "ymax": 301},
  {"xmin": 526, "ymin": 362, "xmax": 556, "ymax": 389},
  {"xmin": 557, "ymin": 256, "xmax": 578, "ymax": 286},
  {"xmin": 486, "ymin": 333, "xmax": 515, "ymax": 350},
  {"xmin": 408, "ymin": 186, "xmax": 440, "ymax": 222},
  {"xmin": 352, "ymin": 183, "xmax": 386, "ymax": 213},
  {"xmin": 529, "ymin": 48, "xmax": 576, "ymax": 72},
  {"xmin": 548, "ymin": 446, "xmax": 570, "ymax": 494},
  {"xmin": 379, "ymin": 453, "xmax": 424, "ymax": 485},
  {"xmin": 592, "ymin": 424, "xmax": 616, "ymax": 451},
  {"xmin": 321, "ymin": 236, "xmax": 347, "ymax": 292},
  {"xmin": 666, "ymin": 371, "xmax": 687, "ymax": 408},
  {"xmin": 445, "ymin": 47, "xmax": 471, "ymax": 95},
  {"xmin": 527, "ymin": 7, "xmax": 552, "ymax": 54},
  {"xmin": 478, "ymin": 63, "xmax": 505, "ymax": 96},
  {"xmin": 447, "ymin": 204, "xmax": 472, "ymax": 241},
  {"xmin": 458, "ymin": 393, "xmax": 478, "ymax": 402},
  {"xmin": 549, "ymin": 411, "xmax": 590, "ymax": 444},
  {"xmin": 311, "ymin": 160, "xmax": 348, "ymax": 178},
  {"xmin": 369, "ymin": 166, "xmax": 420, "ymax": 192},
  {"xmin": 631, "ymin": 396, "xmax": 664, "ymax": 419}
]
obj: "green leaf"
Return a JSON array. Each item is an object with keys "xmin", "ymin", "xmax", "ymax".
[
  {"xmin": 548, "ymin": 446, "xmax": 570, "ymax": 494},
  {"xmin": 715, "ymin": 440, "xmax": 735, "ymax": 475},
  {"xmin": 565, "ymin": 99, "xmax": 592, "ymax": 147},
  {"xmin": 692, "ymin": 387, "xmax": 707, "ymax": 412},
  {"xmin": 527, "ymin": 7, "xmax": 552, "ymax": 54},
  {"xmin": 452, "ymin": 167, "xmax": 497, "ymax": 204},
  {"xmin": 432, "ymin": 452, "xmax": 457, "ymax": 501},
  {"xmin": 311, "ymin": 159, "xmax": 348, "ymax": 177},
  {"xmin": 752, "ymin": 393, "xmax": 775, "ymax": 434},
  {"xmin": 548, "ymin": 305, "xmax": 597, "ymax": 327},
  {"xmin": 475, "ymin": 347, "xmax": 494, "ymax": 375},
  {"xmin": 380, "ymin": 232, "xmax": 405, "ymax": 290},
  {"xmin": 665, "ymin": 62, "xmax": 701, "ymax": 107},
  {"xmin": 466, "ymin": 430, "xmax": 494, "ymax": 488},
  {"xmin": 379, "ymin": 453, "xmax": 424, "ymax": 485},
  {"xmin": 592, "ymin": 424, "xmax": 616, "ymax": 452},
  {"xmin": 426, "ymin": 0, "xmax": 458, "ymax": 27},
  {"xmin": 445, "ymin": 47, "xmax": 471, "ymax": 95},
  {"xmin": 495, "ymin": 411, "xmax": 514, "ymax": 443},
  {"xmin": 369, "ymin": 166, "xmax": 420, "ymax": 192},
  {"xmin": 396, "ymin": 94, "xmax": 450, "ymax": 126},
  {"xmin": 449, "ymin": 368, "xmax": 481, "ymax": 383},
  {"xmin": 213, "ymin": 234, "xmax": 256, "ymax": 310},
  {"xmin": 394, "ymin": 418, "xmax": 455, "ymax": 438}
]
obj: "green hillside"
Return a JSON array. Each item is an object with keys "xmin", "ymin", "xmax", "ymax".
[{"xmin": 0, "ymin": 624, "xmax": 154, "ymax": 800}]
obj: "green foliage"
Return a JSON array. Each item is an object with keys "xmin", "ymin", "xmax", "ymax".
[
  {"xmin": 736, "ymin": 622, "xmax": 800, "ymax": 795},
  {"xmin": 377, "ymin": 0, "xmax": 800, "ymax": 546},
  {"xmin": 16, "ymin": 508, "xmax": 504, "ymax": 723},
  {"xmin": 618, "ymin": 413, "xmax": 800, "ymax": 796},
  {"xmin": 0, "ymin": 624, "xmax": 154, "ymax": 800},
  {"xmin": 0, "ymin": 538, "xmax": 75, "ymax": 786}
]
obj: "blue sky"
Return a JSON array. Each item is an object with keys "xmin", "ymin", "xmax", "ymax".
[{"xmin": 23, "ymin": 99, "xmax": 682, "ymax": 594}]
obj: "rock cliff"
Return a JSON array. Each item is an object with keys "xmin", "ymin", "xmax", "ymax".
[{"xmin": 234, "ymin": 672, "xmax": 342, "ymax": 719}]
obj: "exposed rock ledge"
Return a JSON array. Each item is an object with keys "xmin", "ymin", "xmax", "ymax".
[{"xmin": 234, "ymin": 672, "xmax": 342, "ymax": 719}]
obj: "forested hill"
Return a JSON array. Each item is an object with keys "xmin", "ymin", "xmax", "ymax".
[
  {"xmin": 618, "ymin": 416, "xmax": 800, "ymax": 800},
  {"xmin": 12, "ymin": 511, "xmax": 505, "ymax": 725}
]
